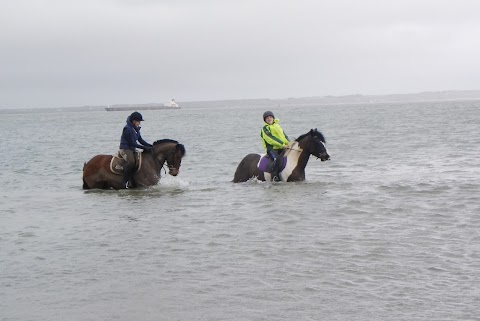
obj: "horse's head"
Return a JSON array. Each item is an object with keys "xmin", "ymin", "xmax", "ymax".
[
  {"xmin": 151, "ymin": 139, "xmax": 186, "ymax": 176},
  {"xmin": 297, "ymin": 128, "xmax": 330, "ymax": 161},
  {"xmin": 166, "ymin": 143, "xmax": 186, "ymax": 176}
]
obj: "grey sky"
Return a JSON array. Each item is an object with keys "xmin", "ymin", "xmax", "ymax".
[{"xmin": 1, "ymin": 0, "xmax": 480, "ymax": 108}]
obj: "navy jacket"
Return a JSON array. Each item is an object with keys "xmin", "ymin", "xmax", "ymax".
[{"xmin": 119, "ymin": 116, "xmax": 152, "ymax": 151}]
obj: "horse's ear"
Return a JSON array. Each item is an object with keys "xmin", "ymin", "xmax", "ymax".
[{"xmin": 309, "ymin": 129, "xmax": 314, "ymax": 135}]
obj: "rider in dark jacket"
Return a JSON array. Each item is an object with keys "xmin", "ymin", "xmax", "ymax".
[{"xmin": 118, "ymin": 111, "xmax": 152, "ymax": 188}]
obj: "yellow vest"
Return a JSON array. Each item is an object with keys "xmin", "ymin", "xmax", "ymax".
[{"xmin": 260, "ymin": 119, "xmax": 289, "ymax": 150}]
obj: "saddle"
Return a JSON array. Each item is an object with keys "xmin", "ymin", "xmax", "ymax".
[
  {"xmin": 257, "ymin": 154, "xmax": 287, "ymax": 173},
  {"xmin": 110, "ymin": 151, "xmax": 144, "ymax": 175}
]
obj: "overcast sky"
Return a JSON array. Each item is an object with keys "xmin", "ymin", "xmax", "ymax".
[{"xmin": 1, "ymin": 0, "xmax": 480, "ymax": 108}]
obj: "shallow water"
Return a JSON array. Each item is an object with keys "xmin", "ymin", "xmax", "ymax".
[{"xmin": 1, "ymin": 100, "xmax": 479, "ymax": 320}]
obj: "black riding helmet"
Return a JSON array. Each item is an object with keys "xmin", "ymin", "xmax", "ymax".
[
  {"xmin": 130, "ymin": 111, "xmax": 144, "ymax": 122},
  {"xmin": 263, "ymin": 111, "xmax": 275, "ymax": 121}
]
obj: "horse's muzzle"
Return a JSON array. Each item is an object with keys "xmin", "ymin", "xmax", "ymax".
[
  {"xmin": 169, "ymin": 168, "xmax": 179, "ymax": 176},
  {"xmin": 320, "ymin": 153, "xmax": 330, "ymax": 161}
]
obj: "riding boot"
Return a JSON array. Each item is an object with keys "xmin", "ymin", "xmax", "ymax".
[
  {"xmin": 272, "ymin": 158, "xmax": 281, "ymax": 182},
  {"xmin": 128, "ymin": 169, "xmax": 136, "ymax": 188},
  {"xmin": 122, "ymin": 164, "xmax": 132, "ymax": 189}
]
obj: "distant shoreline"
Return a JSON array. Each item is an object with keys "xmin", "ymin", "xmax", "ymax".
[
  {"xmin": 2, "ymin": 90, "xmax": 480, "ymax": 113},
  {"xmin": 105, "ymin": 106, "xmax": 180, "ymax": 111}
]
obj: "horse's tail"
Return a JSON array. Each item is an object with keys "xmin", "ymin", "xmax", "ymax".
[
  {"xmin": 83, "ymin": 178, "xmax": 90, "ymax": 190},
  {"xmin": 82, "ymin": 162, "xmax": 90, "ymax": 189}
]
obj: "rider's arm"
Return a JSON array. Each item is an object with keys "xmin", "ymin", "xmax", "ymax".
[
  {"xmin": 124, "ymin": 127, "xmax": 150, "ymax": 150},
  {"xmin": 138, "ymin": 135, "xmax": 152, "ymax": 148}
]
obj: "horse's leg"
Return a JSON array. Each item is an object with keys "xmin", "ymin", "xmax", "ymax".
[{"xmin": 233, "ymin": 153, "xmax": 264, "ymax": 183}]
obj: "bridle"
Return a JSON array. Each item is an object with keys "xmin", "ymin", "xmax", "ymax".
[
  {"xmin": 151, "ymin": 142, "xmax": 184, "ymax": 177},
  {"xmin": 284, "ymin": 139, "xmax": 327, "ymax": 160},
  {"xmin": 164, "ymin": 149, "xmax": 180, "ymax": 172}
]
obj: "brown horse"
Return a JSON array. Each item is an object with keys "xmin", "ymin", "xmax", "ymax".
[
  {"xmin": 83, "ymin": 139, "xmax": 186, "ymax": 189},
  {"xmin": 233, "ymin": 129, "xmax": 330, "ymax": 182}
]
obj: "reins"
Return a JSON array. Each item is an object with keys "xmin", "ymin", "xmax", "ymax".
[
  {"xmin": 161, "ymin": 162, "xmax": 178, "ymax": 177},
  {"xmin": 162, "ymin": 155, "xmax": 180, "ymax": 177},
  {"xmin": 283, "ymin": 146, "xmax": 302, "ymax": 152},
  {"xmin": 284, "ymin": 142, "xmax": 325, "ymax": 160},
  {"xmin": 161, "ymin": 164, "xmax": 168, "ymax": 177}
]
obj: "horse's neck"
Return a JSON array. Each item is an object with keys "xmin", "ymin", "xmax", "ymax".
[
  {"xmin": 143, "ymin": 150, "xmax": 165, "ymax": 173},
  {"xmin": 285, "ymin": 141, "xmax": 311, "ymax": 170},
  {"xmin": 151, "ymin": 143, "xmax": 175, "ymax": 166}
]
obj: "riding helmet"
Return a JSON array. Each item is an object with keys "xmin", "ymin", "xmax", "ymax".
[
  {"xmin": 130, "ymin": 111, "xmax": 144, "ymax": 122},
  {"xmin": 263, "ymin": 111, "xmax": 275, "ymax": 121}
]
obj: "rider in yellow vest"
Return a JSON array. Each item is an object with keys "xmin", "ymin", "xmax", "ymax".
[{"xmin": 260, "ymin": 111, "xmax": 289, "ymax": 181}]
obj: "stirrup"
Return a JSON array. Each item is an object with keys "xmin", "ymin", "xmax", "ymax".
[{"xmin": 123, "ymin": 181, "xmax": 130, "ymax": 189}]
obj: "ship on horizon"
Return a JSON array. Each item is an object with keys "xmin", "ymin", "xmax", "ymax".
[
  {"xmin": 105, "ymin": 99, "xmax": 180, "ymax": 111},
  {"xmin": 169, "ymin": 99, "xmax": 179, "ymax": 108}
]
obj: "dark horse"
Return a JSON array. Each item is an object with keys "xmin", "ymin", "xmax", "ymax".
[
  {"xmin": 233, "ymin": 129, "xmax": 330, "ymax": 182},
  {"xmin": 83, "ymin": 139, "xmax": 186, "ymax": 189}
]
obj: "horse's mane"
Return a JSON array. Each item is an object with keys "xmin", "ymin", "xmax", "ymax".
[
  {"xmin": 153, "ymin": 139, "xmax": 179, "ymax": 145},
  {"xmin": 152, "ymin": 139, "xmax": 186, "ymax": 156},
  {"xmin": 296, "ymin": 129, "xmax": 326, "ymax": 143}
]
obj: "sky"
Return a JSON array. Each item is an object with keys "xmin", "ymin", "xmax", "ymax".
[{"xmin": 1, "ymin": 0, "xmax": 480, "ymax": 108}]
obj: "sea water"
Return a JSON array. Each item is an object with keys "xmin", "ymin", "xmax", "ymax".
[{"xmin": 1, "ymin": 100, "xmax": 479, "ymax": 320}]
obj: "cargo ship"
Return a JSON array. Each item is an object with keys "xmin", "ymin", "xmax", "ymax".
[{"xmin": 105, "ymin": 100, "xmax": 180, "ymax": 111}]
